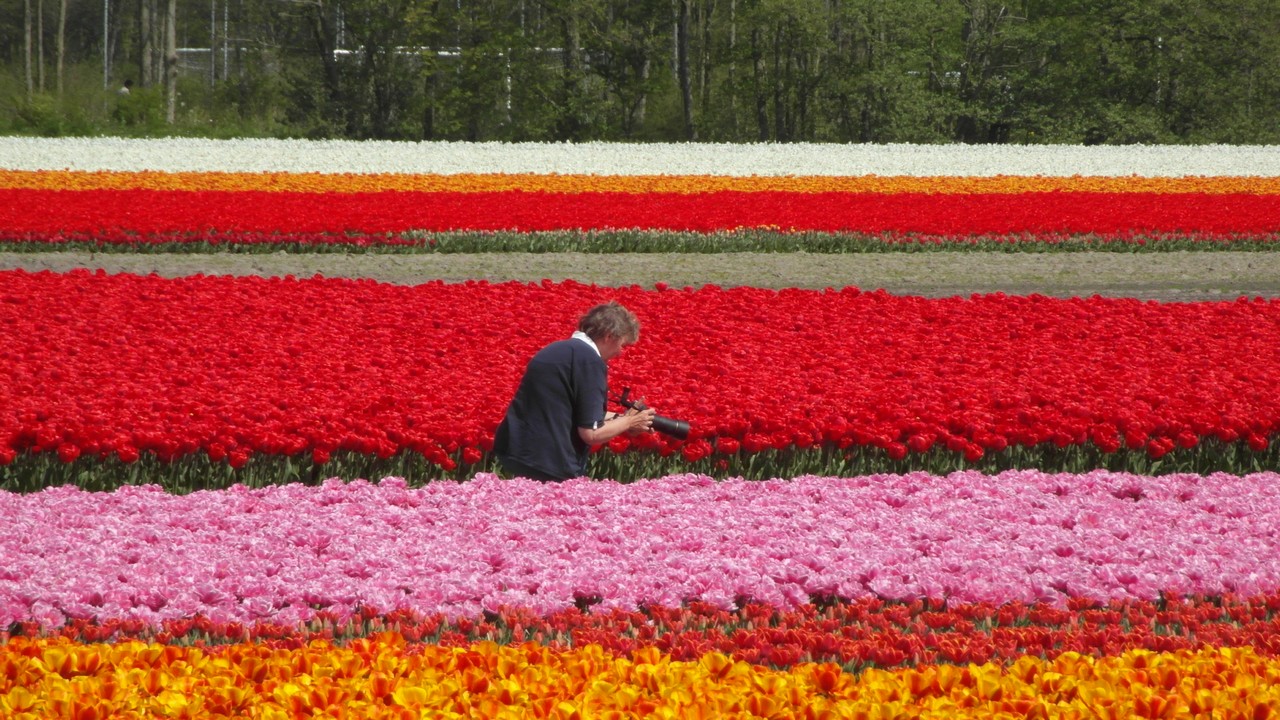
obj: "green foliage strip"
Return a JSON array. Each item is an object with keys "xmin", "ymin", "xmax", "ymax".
[
  {"xmin": 2, "ymin": 230, "xmax": 1278, "ymax": 255},
  {"xmin": 2, "ymin": 439, "xmax": 1276, "ymax": 494}
]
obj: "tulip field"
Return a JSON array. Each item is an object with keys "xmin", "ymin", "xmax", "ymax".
[
  {"xmin": 3, "ymin": 138, "xmax": 1280, "ymax": 718},
  {"xmin": 2, "ymin": 269, "xmax": 1280, "ymax": 488},
  {"xmin": 2, "ymin": 138, "xmax": 1280, "ymax": 249}
]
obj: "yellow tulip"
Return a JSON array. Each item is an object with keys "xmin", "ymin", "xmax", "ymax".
[
  {"xmin": 391, "ymin": 683, "xmax": 430, "ymax": 708},
  {"xmin": 152, "ymin": 688, "xmax": 191, "ymax": 714},
  {"xmin": 969, "ymin": 663, "xmax": 1006, "ymax": 701},
  {"xmin": 1, "ymin": 686, "xmax": 39, "ymax": 713},
  {"xmin": 9, "ymin": 637, "xmax": 1280, "ymax": 718}
]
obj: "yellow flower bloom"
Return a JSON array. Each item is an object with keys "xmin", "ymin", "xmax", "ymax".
[
  {"xmin": 5, "ymin": 636, "xmax": 1280, "ymax": 719},
  {"xmin": 0, "ymin": 686, "xmax": 39, "ymax": 713}
]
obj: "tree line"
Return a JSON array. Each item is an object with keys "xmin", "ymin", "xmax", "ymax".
[{"xmin": 3, "ymin": 0, "xmax": 1278, "ymax": 143}]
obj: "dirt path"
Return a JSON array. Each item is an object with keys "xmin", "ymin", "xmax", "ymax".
[{"xmin": 3, "ymin": 250, "xmax": 1279, "ymax": 300}]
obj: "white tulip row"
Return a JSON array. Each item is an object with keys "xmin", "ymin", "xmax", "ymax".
[{"xmin": 2, "ymin": 136, "xmax": 1278, "ymax": 177}]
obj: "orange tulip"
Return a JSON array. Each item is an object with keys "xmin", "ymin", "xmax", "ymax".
[
  {"xmin": 6, "ymin": 637, "xmax": 1280, "ymax": 718},
  {"xmin": 5, "ymin": 168, "xmax": 1280, "ymax": 195}
]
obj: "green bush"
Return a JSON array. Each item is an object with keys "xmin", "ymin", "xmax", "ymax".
[{"xmin": 10, "ymin": 93, "xmax": 97, "ymax": 136}]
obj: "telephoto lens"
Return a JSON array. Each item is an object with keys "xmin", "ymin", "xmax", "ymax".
[
  {"xmin": 651, "ymin": 415, "xmax": 691, "ymax": 440},
  {"xmin": 617, "ymin": 387, "xmax": 692, "ymax": 440}
]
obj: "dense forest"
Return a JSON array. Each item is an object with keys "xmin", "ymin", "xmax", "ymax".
[{"xmin": 2, "ymin": 0, "xmax": 1278, "ymax": 143}]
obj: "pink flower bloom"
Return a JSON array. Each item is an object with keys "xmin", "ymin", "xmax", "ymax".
[{"xmin": 4, "ymin": 470, "xmax": 1280, "ymax": 628}]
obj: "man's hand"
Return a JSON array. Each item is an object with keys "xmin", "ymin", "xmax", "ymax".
[
  {"xmin": 622, "ymin": 406, "xmax": 657, "ymax": 436},
  {"xmin": 583, "ymin": 407, "xmax": 657, "ymax": 445}
]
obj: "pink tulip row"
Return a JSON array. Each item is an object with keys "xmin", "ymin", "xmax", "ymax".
[{"xmin": 4, "ymin": 471, "xmax": 1279, "ymax": 629}]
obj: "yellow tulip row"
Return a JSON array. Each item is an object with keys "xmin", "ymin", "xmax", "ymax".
[
  {"xmin": 3, "ymin": 635, "xmax": 1279, "ymax": 719},
  {"xmin": 3, "ymin": 169, "xmax": 1278, "ymax": 196}
]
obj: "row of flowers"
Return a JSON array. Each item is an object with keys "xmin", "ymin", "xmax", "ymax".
[
  {"xmin": 7, "ymin": 169, "xmax": 1280, "ymax": 194},
  {"xmin": 4, "ymin": 140, "xmax": 1275, "ymax": 243},
  {"xmin": 2, "ymin": 188, "xmax": 1278, "ymax": 238},
  {"xmin": 3, "ymin": 637, "xmax": 1278, "ymax": 719},
  {"xmin": 6, "ymin": 137, "xmax": 1280, "ymax": 177},
  {"xmin": 15, "ymin": 595, "xmax": 1280, "ymax": 671},
  {"xmin": 3, "ymin": 270, "xmax": 1279, "ymax": 471},
  {"xmin": 4, "ymin": 471, "xmax": 1279, "ymax": 629}
]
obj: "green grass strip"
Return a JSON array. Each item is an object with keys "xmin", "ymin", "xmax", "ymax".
[{"xmin": 3, "ymin": 230, "xmax": 1280, "ymax": 254}]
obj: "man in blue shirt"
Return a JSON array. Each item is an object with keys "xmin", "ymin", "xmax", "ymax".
[{"xmin": 494, "ymin": 302, "xmax": 655, "ymax": 481}]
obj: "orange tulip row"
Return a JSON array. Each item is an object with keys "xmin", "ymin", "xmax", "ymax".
[
  {"xmin": 3, "ymin": 635, "xmax": 1279, "ymax": 720},
  {"xmin": 3, "ymin": 169, "xmax": 1279, "ymax": 195}
]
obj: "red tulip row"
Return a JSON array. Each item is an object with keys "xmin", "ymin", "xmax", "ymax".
[
  {"xmin": 11, "ymin": 595, "xmax": 1280, "ymax": 671},
  {"xmin": 2, "ymin": 188, "xmax": 1280, "ymax": 239},
  {"xmin": 3, "ymin": 269, "xmax": 1279, "ymax": 477}
]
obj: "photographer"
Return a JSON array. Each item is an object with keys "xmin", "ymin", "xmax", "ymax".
[{"xmin": 493, "ymin": 302, "xmax": 655, "ymax": 481}]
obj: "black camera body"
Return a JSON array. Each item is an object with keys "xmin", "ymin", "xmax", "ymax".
[{"xmin": 616, "ymin": 387, "xmax": 691, "ymax": 440}]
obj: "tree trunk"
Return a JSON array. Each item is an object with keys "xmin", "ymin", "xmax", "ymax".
[
  {"xmin": 209, "ymin": 0, "xmax": 217, "ymax": 84},
  {"xmin": 141, "ymin": 0, "xmax": 153, "ymax": 86},
  {"xmin": 306, "ymin": 1, "xmax": 343, "ymax": 115},
  {"xmin": 56, "ymin": 0, "xmax": 66, "ymax": 97},
  {"xmin": 727, "ymin": 0, "xmax": 736, "ymax": 135},
  {"xmin": 751, "ymin": 28, "xmax": 768, "ymax": 140},
  {"xmin": 156, "ymin": 0, "xmax": 167, "ymax": 83},
  {"xmin": 37, "ymin": 0, "xmax": 45, "ymax": 92},
  {"xmin": 365, "ymin": 44, "xmax": 393, "ymax": 138},
  {"xmin": 165, "ymin": 0, "xmax": 177, "ymax": 123},
  {"xmin": 422, "ymin": 70, "xmax": 437, "ymax": 140},
  {"xmin": 772, "ymin": 26, "xmax": 783, "ymax": 140},
  {"xmin": 23, "ymin": 0, "xmax": 33, "ymax": 98},
  {"xmin": 633, "ymin": 54, "xmax": 650, "ymax": 129},
  {"xmin": 562, "ymin": 10, "xmax": 581, "ymax": 85},
  {"xmin": 956, "ymin": 0, "xmax": 1007, "ymax": 143},
  {"xmin": 503, "ymin": 48, "xmax": 513, "ymax": 127},
  {"xmin": 698, "ymin": 0, "xmax": 713, "ymax": 123},
  {"xmin": 558, "ymin": 6, "xmax": 583, "ymax": 140},
  {"xmin": 676, "ymin": 0, "xmax": 695, "ymax": 139}
]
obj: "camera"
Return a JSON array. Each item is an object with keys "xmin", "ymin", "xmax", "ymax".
[{"xmin": 616, "ymin": 387, "xmax": 691, "ymax": 440}]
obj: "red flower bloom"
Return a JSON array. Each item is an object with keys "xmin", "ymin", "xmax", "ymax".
[
  {"xmin": 681, "ymin": 439, "xmax": 713, "ymax": 463},
  {"xmin": 56, "ymin": 442, "xmax": 81, "ymax": 463},
  {"xmin": 1, "ymin": 270, "xmax": 1277, "ymax": 469},
  {"xmin": 715, "ymin": 437, "xmax": 740, "ymax": 455}
]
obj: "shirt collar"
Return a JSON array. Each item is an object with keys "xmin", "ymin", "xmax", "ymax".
[{"xmin": 571, "ymin": 330, "xmax": 600, "ymax": 356}]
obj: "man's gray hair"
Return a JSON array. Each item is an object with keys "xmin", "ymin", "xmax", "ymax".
[{"xmin": 578, "ymin": 302, "xmax": 640, "ymax": 343}]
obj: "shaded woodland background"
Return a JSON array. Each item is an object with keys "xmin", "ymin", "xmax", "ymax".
[{"xmin": 3, "ymin": 0, "xmax": 1278, "ymax": 143}]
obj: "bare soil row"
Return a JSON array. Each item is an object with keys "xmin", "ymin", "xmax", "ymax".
[{"xmin": 3, "ymin": 250, "xmax": 1279, "ymax": 301}]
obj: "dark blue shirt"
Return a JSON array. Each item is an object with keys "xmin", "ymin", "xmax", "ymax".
[{"xmin": 494, "ymin": 338, "xmax": 608, "ymax": 480}]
